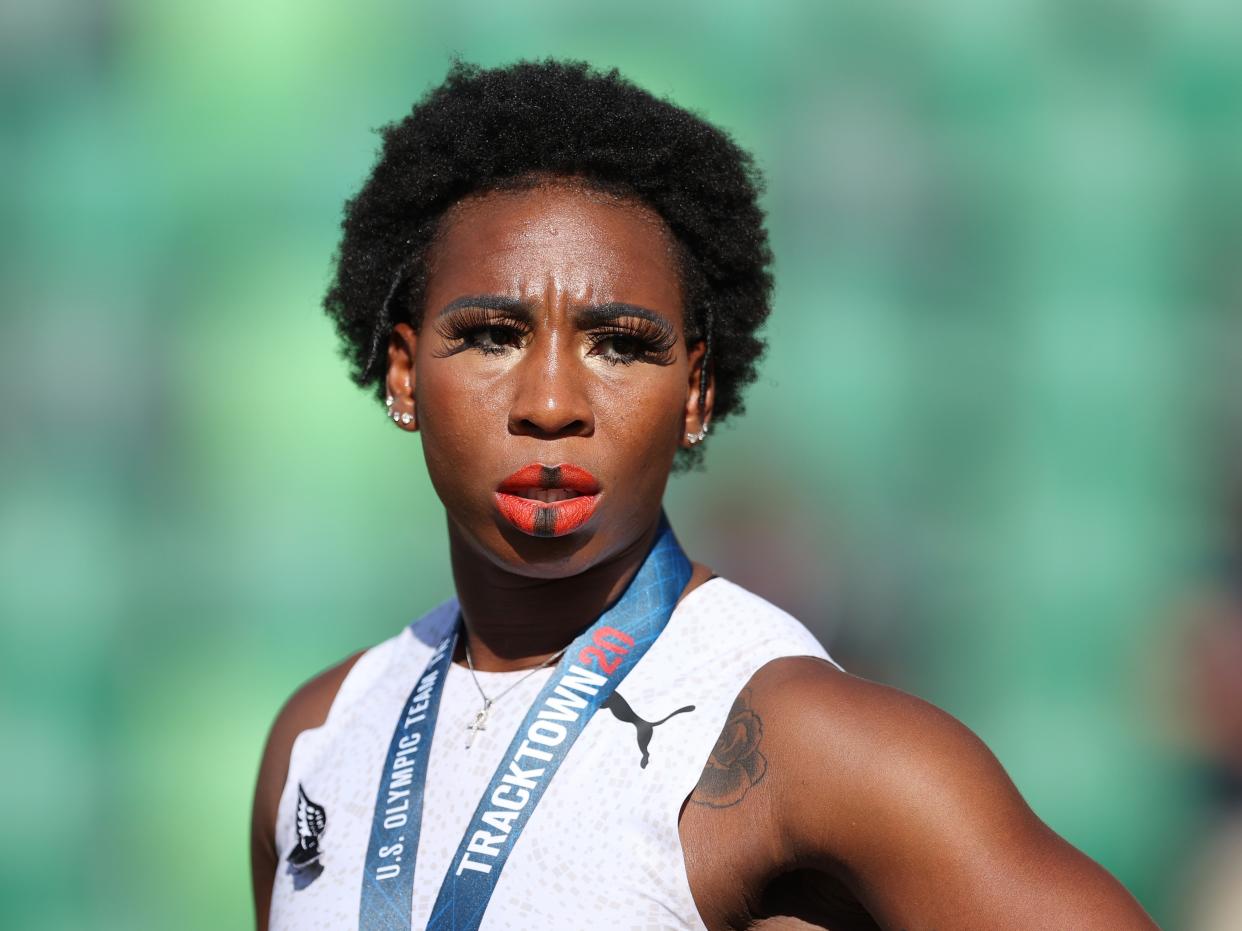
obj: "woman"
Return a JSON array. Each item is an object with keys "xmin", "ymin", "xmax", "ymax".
[{"xmin": 251, "ymin": 60, "xmax": 1157, "ymax": 930}]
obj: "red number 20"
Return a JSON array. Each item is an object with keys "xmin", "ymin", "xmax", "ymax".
[{"xmin": 577, "ymin": 626, "xmax": 635, "ymax": 674}]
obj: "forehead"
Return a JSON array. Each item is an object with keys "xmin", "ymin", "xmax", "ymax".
[{"xmin": 422, "ymin": 183, "xmax": 684, "ymax": 321}]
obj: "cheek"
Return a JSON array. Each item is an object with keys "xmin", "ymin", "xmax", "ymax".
[
  {"xmin": 415, "ymin": 366, "xmax": 508, "ymax": 486},
  {"xmin": 595, "ymin": 367, "xmax": 686, "ymax": 460},
  {"xmin": 418, "ymin": 347, "xmax": 515, "ymax": 419}
]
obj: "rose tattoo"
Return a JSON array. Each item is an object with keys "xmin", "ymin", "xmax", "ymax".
[{"xmin": 691, "ymin": 687, "xmax": 767, "ymax": 808}]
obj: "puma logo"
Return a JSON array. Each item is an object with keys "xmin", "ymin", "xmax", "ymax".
[{"xmin": 604, "ymin": 691, "xmax": 695, "ymax": 768}]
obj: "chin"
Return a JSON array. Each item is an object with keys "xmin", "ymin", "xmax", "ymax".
[
  {"xmin": 459, "ymin": 515, "xmax": 604, "ymax": 578},
  {"xmin": 496, "ymin": 526, "xmax": 603, "ymax": 577},
  {"xmin": 451, "ymin": 508, "xmax": 655, "ymax": 580}
]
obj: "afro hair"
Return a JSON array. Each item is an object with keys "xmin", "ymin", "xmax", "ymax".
[{"xmin": 324, "ymin": 58, "xmax": 774, "ymax": 467}]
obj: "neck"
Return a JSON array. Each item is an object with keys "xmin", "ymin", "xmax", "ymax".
[{"xmin": 448, "ymin": 519, "xmax": 662, "ymax": 672}]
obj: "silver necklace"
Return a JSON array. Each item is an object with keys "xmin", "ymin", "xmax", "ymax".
[{"xmin": 463, "ymin": 641, "xmax": 565, "ymax": 748}]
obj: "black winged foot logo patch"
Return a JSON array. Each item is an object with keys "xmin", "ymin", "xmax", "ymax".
[
  {"xmin": 604, "ymin": 691, "xmax": 695, "ymax": 768},
  {"xmin": 286, "ymin": 783, "xmax": 327, "ymax": 890}
]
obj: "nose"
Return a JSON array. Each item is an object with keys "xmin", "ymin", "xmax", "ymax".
[{"xmin": 507, "ymin": 330, "xmax": 594, "ymax": 440}]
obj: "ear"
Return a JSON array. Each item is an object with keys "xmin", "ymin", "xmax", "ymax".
[
  {"xmin": 384, "ymin": 323, "xmax": 419, "ymax": 432},
  {"xmin": 680, "ymin": 339, "xmax": 715, "ymax": 448}
]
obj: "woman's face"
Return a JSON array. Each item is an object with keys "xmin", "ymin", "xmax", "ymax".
[{"xmin": 388, "ymin": 182, "xmax": 709, "ymax": 577}]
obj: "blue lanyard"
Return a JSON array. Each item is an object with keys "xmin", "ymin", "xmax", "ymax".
[
  {"xmin": 359, "ymin": 630, "xmax": 456, "ymax": 928},
  {"xmin": 358, "ymin": 518, "xmax": 692, "ymax": 930}
]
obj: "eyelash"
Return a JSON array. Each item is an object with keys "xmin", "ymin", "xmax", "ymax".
[
  {"xmin": 432, "ymin": 309, "xmax": 526, "ymax": 358},
  {"xmin": 585, "ymin": 324, "xmax": 677, "ymax": 366},
  {"xmin": 433, "ymin": 310, "xmax": 677, "ymax": 366}
]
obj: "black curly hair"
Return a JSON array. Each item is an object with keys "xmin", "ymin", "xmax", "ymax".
[{"xmin": 324, "ymin": 58, "xmax": 773, "ymax": 468}]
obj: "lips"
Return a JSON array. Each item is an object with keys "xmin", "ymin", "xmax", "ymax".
[{"xmin": 495, "ymin": 464, "xmax": 601, "ymax": 537}]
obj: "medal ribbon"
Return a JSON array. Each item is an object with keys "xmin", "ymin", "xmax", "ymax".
[
  {"xmin": 359, "ymin": 630, "xmax": 455, "ymax": 928},
  {"xmin": 358, "ymin": 517, "xmax": 692, "ymax": 930}
]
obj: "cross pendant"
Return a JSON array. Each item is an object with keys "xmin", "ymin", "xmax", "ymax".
[{"xmin": 465, "ymin": 700, "xmax": 493, "ymax": 748}]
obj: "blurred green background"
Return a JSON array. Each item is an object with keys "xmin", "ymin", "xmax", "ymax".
[{"xmin": 3, "ymin": 1, "xmax": 1241, "ymax": 928}]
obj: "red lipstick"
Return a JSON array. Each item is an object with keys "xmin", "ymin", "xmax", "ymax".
[{"xmin": 495, "ymin": 463, "xmax": 601, "ymax": 537}]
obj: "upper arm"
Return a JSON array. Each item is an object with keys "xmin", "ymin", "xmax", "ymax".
[
  {"xmin": 755, "ymin": 657, "xmax": 1157, "ymax": 931},
  {"xmin": 249, "ymin": 651, "xmax": 364, "ymax": 931}
]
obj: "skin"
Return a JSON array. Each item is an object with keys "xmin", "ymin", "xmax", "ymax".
[{"xmin": 250, "ymin": 181, "xmax": 1158, "ymax": 930}]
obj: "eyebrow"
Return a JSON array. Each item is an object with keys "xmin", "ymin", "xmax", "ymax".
[
  {"xmin": 574, "ymin": 303, "xmax": 673, "ymax": 333},
  {"xmin": 436, "ymin": 294, "xmax": 529, "ymax": 318},
  {"xmin": 436, "ymin": 296, "xmax": 675, "ymax": 333}
]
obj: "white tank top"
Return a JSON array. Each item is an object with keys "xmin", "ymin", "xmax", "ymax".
[{"xmin": 269, "ymin": 577, "xmax": 834, "ymax": 930}]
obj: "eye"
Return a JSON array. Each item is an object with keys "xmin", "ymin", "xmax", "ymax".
[
  {"xmin": 463, "ymin": 324, "xmax": 522, "ymax": 355},
  {"xmin": 589, "ymin": 334, "xmax": 647, "ymax": 365},
  {"xmin": 586, "ymin": 324, "xmax": 677, "ymax": 367},
  {"xmin": 433, "ymin": 308, "xmax": 529, "ymax": 359}
]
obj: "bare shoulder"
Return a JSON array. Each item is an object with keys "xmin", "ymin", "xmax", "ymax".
[
  {"xmin": 746, "ymin": 654, "xmax": 1014, "ymax": 802},
  {"xmin": 249, "ymin": 650, "xmax": 366, "ymax": 929},
  {"xmin": 685, "ymin": 655, "xmax": 1159, "ymax": 930}
]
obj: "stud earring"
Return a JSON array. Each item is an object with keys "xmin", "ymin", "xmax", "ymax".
[
  {"xmin": 385, "ymin": 394, "xmax": 416, "ymax": 429},
  {"xmin": 686, "ymin": 422, "xmax": 709, "ymax": 445}
]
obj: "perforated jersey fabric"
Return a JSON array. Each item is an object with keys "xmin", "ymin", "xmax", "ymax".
[{"xmin": 268, "ymin": 577, "xmax": 834, "ymax": 930}]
